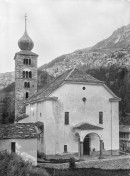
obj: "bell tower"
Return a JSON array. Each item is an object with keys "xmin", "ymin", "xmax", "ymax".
[{"xmin": 14, "ymin": 14, "xmax": 38, "ymax": 119}]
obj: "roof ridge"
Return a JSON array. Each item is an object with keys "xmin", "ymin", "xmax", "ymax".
[
  {"xmin": 64, "ymin": 68, "xmax": 74, "ymax": 80},
  {"xmin": 27, "ymin": 69, "xmax": 72, "ymax": 103}
]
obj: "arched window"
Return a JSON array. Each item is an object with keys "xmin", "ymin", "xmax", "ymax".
[
  {"xmin": 29, "ymin": 59, "xmax": 31, "ymax": 65},
  {"xmin": 26, "ymin": 71, "xmax": 28, "ymax": 78},
  {"xmin": 28, "ymin": 82, "xmax": 30, "ymax": 88},
  {"xmin": 23, "ymin": 59, "xmax": 26, "ymax": 65},
  {"xmin": 24, "ymin": 82, "xmax": 30, "ymax": 88},
  {"xmin": 29, "ymin": 71, "xmax": 32, "ymax": 78},
  {"xmin": 25, "ymin": 92, "xmax": 29, "ymax": 98},
  {"xmin": 23, "ymin": 71, "xmax": 25, "ymax": 78},
  {"xmin": 26, "ymin": 59, "xmax": 28, "ymax": 65},
  {"xmin": 24, "ymin": 82, "xmax": 26, "ymax": 88}
]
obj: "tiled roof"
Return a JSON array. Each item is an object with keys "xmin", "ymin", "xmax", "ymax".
[
  {"xmin": 0, "ymin": 123, "xmax": 38, "ymax": 139},
  {"xmin": 27, "ymin": 68, "xmax": 103, "ymax": 103},
  {"xmin": 73, "ymin": 122, "xmax": 103, "ymax": 130},
  {"xmin": 15, "ymin": 113, "xmax": 29, "ymax": 122},
  {"xmin": 119, "ymin": 125, "xmax": 130, "ymax": 133}
]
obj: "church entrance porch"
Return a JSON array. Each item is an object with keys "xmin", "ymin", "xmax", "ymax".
[{"xmin": 73, "ymin": 122, "xmax": 103, "ymax": 158}]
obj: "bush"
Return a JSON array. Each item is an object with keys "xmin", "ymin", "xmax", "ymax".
[
  {"xmin": 69, "ymin": 157, "xmax": 76, "ymax": 169},
  {"xmin": 28, "ymin": 167, "xmax": 49, "ymax": 176},
  {"xmin": 0, "ymin": 150, "xmax": 49, "ymax": 176}
]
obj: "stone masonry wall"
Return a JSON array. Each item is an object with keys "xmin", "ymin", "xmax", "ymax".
[
  {"xmin": 15, "ymin": 54, "xmax": 38, "ymax": 118},
  {"xmin": 38, "ymin": 155, "xmax": 130, "ymax": 170}
]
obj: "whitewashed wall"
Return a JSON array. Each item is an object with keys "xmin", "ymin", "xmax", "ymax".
[
  {"xmin": 0, "ymin": 138, "xmax": 37, "ymax": 165},
  {"xmin": 25, "ymin": 82, "xmax": 119, "ymax": 156}
]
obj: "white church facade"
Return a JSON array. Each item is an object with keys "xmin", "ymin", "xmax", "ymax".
[{"xmin": 19, "ymin": 68, "xmax": 121, "ymax": 158}]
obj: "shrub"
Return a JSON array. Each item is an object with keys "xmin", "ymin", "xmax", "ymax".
[
  {"xmin": 69, "ymin": 157, "xmax": 76, "ymax": 169},
  {"xmin": 0, "ymin": 150, "xmax": 49, "ymax": 176},
  {"xmin": 28, "ymin": 167, "xmax": 49, "ymax": 176}
]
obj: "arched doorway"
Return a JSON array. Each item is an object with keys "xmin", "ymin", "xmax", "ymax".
[
  {"xmin": 83, "ymin": 133, "xmax": 101, "ymax": 156},
  {"xmin": 83, "ymin": 134, "xmax": 90, "ymax": 155}
]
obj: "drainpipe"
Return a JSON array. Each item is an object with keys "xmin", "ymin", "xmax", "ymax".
[{"xmin": 111, "ymin": 102, "xmax": 113, "ymax": 155}]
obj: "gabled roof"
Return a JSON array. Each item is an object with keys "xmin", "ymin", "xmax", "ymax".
[
  {"xmin": 0, "ymin": 123, "xmax": 38, "ymax": 139},
  {"xmin": 26, "ymin": 68, "xmax": 104, "ymax": 104},
  {"xmin": 73, "ymin": 122, "xmax": 103, "ymax": 130}
]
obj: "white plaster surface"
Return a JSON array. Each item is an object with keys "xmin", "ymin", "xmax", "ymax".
[
  {"xmin": 25, "ymin": 82, "xmax": 119, "ymax": 156},
  {"xmin": 0, "ymin": 138, "xmax": 37, "ymax": 165}
]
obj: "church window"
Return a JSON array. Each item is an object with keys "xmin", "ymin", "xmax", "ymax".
[
  {"xmin": 40, "ymin": 113, "xmax": 42, "ymax": 117},
  {"xmin": 28, "ymin": 82, "xmax": 30, "ymax": 88},
  {"xmin": 29, "ymin": 71, "xmax": 32, "ymax": 78},
  {"xmin": 23, "ymin": 59, "xmax": 26, "ymax": 64},
  {"xmin": 24, "ymin": 82, "xmax": 30, "ymax": 88},
  {"xmin": 25, "ymin": 92, "xmax": 29, "ymax": 99},
  {"xmin": 64, "ymin": 145, "xmax": 67, "ymax": 153},
  {"xmin": 83, "ymin": 87, "xmax": 86, "ymax": 90},
  {"xmin": 65, "ymin": 112, "xmax": 69, "ymax": 125},
  {"xmin": 23, "ymin": 71, "xmax": 32, "ymax": 79},
  {"xmin": 23, "ymin": 71, "xmax": 25, "ymax": 78},
  {"xmin": 26, "ymin": 59, "xmax": 28, "ymax": 65},
  {"xmin": 24, "ymin": 82, "xmax": 27, "ymax": 88},
  {"xmin": 11, "ymin": 142, "xmax": 15, "ymax": 153},
  {"xmin": 26, "ymin": 71, "xmax": 28, "ymax": 78},
  {"xmin": 99, "ymin": 112, "xmax": 103, "ymax": 124},
  {"xmin": 29, "ymin": 59, "xmax": 31, "ymax": 65},
  {"xmin": 82, "ymin": 97, "xmax": 86, "ymax": 102}
]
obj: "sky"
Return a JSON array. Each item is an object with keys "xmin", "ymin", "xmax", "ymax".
[{"xmin": 0, "ymin": 0, "xmax": 130, "ymax": 73}]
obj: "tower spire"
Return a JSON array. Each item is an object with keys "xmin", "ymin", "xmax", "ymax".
[
  {"xmin": 25, "ymin": 13, "xmax": 27, "ymax": 31},
  {"xmin": 18, "ymin": 13, "xmax": 34, "ymax": 51}
]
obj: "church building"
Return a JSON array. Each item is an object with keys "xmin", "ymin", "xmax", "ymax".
[
  {"xmin": 18, "ymin": 68, "xmax": 121, "ymax": 158},
  {"xmin": 13, "ymin": 15, "xmax": 120, "ymax": 160}
]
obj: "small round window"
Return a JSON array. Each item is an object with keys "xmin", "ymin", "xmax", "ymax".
[
  {"xmin": 82, "ymin": 97, "xmax": 86, "ymax": 102},
  {"xmin": 83, "ymin": 87, "xmax": 86, "ymax": 90}
]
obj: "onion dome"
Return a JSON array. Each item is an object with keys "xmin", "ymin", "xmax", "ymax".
[
  {"xmin": 18, "ymin": 14, "xmax": 34, "ymax": 51},
  {"xmin": 18, "ymin": 29, "xmax": 34, "ymax": 51}
]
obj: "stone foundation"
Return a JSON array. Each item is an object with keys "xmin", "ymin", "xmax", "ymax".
[{"xmin": 45, "ymin": 152, "xmax": 78, "ymax": 160}]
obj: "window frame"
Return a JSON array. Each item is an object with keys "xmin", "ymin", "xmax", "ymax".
[
  {"xmin": 64, "ymin": 145, "xmax": 67, "ymax": 153},
  {"xmin": 65, "ymin": 112, "xmax": 69, "ymax": 125},
  {"xmin": 99, "ymin": 112, "xmax": 103, "ymax": 124},
  {"xmin": 11, "ymin": 142, "xmax": 15, "ymax": 153}
]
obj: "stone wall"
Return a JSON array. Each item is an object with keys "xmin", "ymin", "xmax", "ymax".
[
  {"xmin": 38, "ymin": 155, "xmax": 130, "ymax": 170},
  {"xmin": 15, "ymin": 54, "xmax": 38, "ymax": 118}
]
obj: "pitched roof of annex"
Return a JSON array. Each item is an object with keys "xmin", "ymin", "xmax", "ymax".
[{"xmin": 0, "ymin": 123, "xmax": 38, "ymax": 139}]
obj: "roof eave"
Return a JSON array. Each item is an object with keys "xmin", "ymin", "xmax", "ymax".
[
  {"xmin": 109, "ymin": 98, "xmax": 121, "ymax": 102},
  {"xmin": 26, "ymin": 96, "xmax": 58, "ymax": 105}
]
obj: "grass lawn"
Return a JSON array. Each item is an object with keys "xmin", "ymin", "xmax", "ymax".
[{"xmin": 46, "ymin": 168, "xmax": 130, "ymax": 176}]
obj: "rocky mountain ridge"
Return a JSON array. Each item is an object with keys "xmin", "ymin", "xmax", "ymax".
[{"xmin": 2, "ymin": 23, "xmax": 130, "ymax": 88}]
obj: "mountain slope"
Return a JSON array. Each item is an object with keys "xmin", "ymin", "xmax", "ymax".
[
  {"xmin": 1, "ymin": 23, "xmax": 130, "ymax": 123},
  {"xmin": 92, "ymin": 24, "xmax": 130, "ymax": 50}
]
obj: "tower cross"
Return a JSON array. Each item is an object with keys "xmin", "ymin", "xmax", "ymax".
[{"xmin": 25, "ymin": 13, "xmax": 27, "ymax": 31}]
